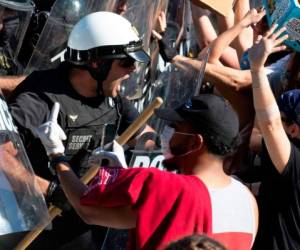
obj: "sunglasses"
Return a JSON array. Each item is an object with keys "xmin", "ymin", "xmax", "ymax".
[{"xmin": 118, "ymin": 57, "xmax": 136, "ymax": 68}]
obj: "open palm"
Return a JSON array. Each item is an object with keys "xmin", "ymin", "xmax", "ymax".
[{"xmin": 248, "ymin": 24, "xmax": 288, "ymax": 70}]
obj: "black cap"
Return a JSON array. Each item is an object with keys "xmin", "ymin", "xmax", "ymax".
[{"xmin": 155, "ymin": 94, "xmax": 239, "ymax": 147}]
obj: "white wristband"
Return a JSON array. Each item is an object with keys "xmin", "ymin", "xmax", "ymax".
[{"xmin": 256, "ymin": 102, "xmax": 280, "ymax": 122}]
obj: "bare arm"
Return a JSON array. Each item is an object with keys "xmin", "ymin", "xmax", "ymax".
[
  {"xmin": 233, "ymin": 0, "xmax": 254, "ymax": 59},
  {"xmin": 249, "ymin": 25, "xmax": 290, "ymax": 173},
  {"xmin": 0, "ymin": 75, "xmax": 26, "ymax": 98},
  {"xmin": 172, "ymin": 55, "xmax": 252, "ymax": 91},
  {"xmin": 55, "ymin": 161, "xmax": 136, "ymax": 229},
  {"xmin": 34, "ymin": 103, "xmax": 137, "ymax": 229},
  {"xmin": 190, "ymin": 3, "xmax": 240, "ymax": 68},
  {"xmin": 209, "ymin": 9, "xmax": 265, "ymax": 66}
]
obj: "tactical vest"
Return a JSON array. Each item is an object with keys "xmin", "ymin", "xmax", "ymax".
[{"xmin": 45, "ymin": 92, "xmax": 122, "ymax": 176}]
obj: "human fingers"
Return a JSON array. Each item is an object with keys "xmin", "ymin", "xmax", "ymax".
[
  {"xmin": 272, "ymin": 26, "xmax": 287, "ymax": 40},
  {"xmin": 158, "ymin": 12, "xmax": 166, "ymax": 33},
  {"xmin": 274, "ymin": 33, "xmax": 289, "ymax": 46},
  {"xmin": 264, "ymin": 23, "xmax": 278, "ymax": 38},
  {"xmin": 152, "ymin": 30, "xmax": 162, "ymax": 40},
  {"xmin": 161, "ymin": 11, "xmax": 167, "ymax": 30},
  {"xmin": 255, "ymin": 8, "xmax": 266, "ymax": 22},
  {"xmin": 272, "ymin": 44, "xmax": 287, "ymax": 53}
]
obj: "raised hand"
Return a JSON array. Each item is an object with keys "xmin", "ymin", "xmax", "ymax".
[
  {"xmin": 248, "ymin": 24, "xmax": 288, "ymax": 71},
  {"xmin": 35, "ymin": 102, "xmax": 67, "ymax": 156},
  {"xmin": 240, "ymin": 8, "xmax": 266, "ymax": 28}
]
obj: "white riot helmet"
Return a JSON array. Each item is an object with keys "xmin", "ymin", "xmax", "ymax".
[{"xmin": 65, "ymin": 11, "xmax": 150, "ymax": 65}]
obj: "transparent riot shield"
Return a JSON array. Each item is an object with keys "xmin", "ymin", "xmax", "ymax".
[
  {"xmin": 129, "ymin": 50, "xmax": 210, "ymax": 169},
  {"xmin": 24, "ymin": 0, "xmax": 117, "ymax": 73},
  {"xmin": 0, "ymin": 0, "xmax": 34, "ymax": 75},
  {"xmin": 179, "ymin": 0, "xmax": 201, "ymax": 58},
  {"xmin": 119, "ymin": 0, "xmax": 169, "ymax": 100},
  {"xmin": 0, "ymin": 92, "xmax": 49, "ymax": 237}
]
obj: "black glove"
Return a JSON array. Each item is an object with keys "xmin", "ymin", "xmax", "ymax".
[
  {"xmin": 158, "ymin": 36, "xmax": 178, "ymax": 62},
  {"xmin": 46, "ymin": 179, "xmax": 72, "ymax": 212}
]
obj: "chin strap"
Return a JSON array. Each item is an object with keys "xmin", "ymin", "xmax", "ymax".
[
  {"xmin": 68, "ymin": 59, "xmax": 114, "ymax": 97},
  {"xmin": 87, "ymin": 59, "xmax": 114, "ymax": 96}
]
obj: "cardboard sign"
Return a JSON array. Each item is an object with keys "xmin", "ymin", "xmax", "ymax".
[{"xmin": 191, "ymin": 0, "xmax": 235, "ymax": 17}]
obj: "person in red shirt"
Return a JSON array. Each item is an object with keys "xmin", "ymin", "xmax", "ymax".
[{"xmin": 35, "ymin": 94, "xmax": 253, "ymax": 249}]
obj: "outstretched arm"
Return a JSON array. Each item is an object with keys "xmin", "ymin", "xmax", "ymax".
[
  {"xmin": 54, "ymin": 161, "xmax": 136, "ymax": 228},
  {"xmin": 190, "ymin": 3, "xmax": 240, "ymax": 68},
  {"xmin": 209, "ymin": 8, "xmax": 265, "ymax": 65},
  {"xmin": 36, "ymin": 103, "xmax": 137, "ymax": 228},
  {"xmin": 233, "ymin": 0, "xmax": 254, "ymax": 59},
  {"xmin": 248, "ymin": 25, "xmax": 290, "ymax": 173}
]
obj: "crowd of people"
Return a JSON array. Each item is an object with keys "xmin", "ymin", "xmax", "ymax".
[{"xmin": 0, "ymin": 0, "xmax": 300, "ymax": 249}]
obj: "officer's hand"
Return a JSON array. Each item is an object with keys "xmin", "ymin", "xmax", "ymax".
[
  {"xmin": 88, "ymin": 140, "xmax": 128, "ymax": 168},
  {"xmin": 46, "ymin": 180, "xmax": 72, "ymax": 212},
  {"xmin": 152, "ymin": 11, "xmax": 178, "ymax": 63},
  {"xmin": 36, "ymin": 102, "xmax": 67, "ymax": 156},
  {"xmin": 158, "ymin": 37, "xmax": 178, "ymax": 62}
]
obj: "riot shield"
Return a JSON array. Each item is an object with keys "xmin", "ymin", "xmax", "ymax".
[
  {"xmin": 179, "ymin": 0, "xmax": 201, "ymax": 58},
  {"xmin": 24, "ymin": 0, "xmax": 117, "ymax": 73},
  {"xmin": 119, "ymin": 0, "xmax": 169, "ymax": 100},
  {"xmin": 0, "ymin": 92, "xmax": 48, "ymax": 237},
  {"xmin": 0, "ymin": 0, "xmax": 34, "ymax": 75},
  {"xmin": 129, "ymin": 50, "xmax": 210, "ymax": 169}
]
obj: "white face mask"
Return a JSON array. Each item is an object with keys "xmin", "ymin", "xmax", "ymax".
[{"xmin": 160, "ymin": 125, "xmax": 175, "ymax": 159}]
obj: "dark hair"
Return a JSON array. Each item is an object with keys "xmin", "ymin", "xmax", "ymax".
[
  {"xmin": 164, "ymin": 234, "xmax": 226, "ymax": 250},
  {"xmin": 286, "ymin": 52, "xmax": 300, "ymax": 90},
  {"xmin": 198, "ymin": 128, "xmax": 240, "ymax": 157}
]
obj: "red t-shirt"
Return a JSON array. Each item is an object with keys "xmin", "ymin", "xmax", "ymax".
[{"xmin": 80, "ymin": 167, "xmax": 212, "ymax": 250}]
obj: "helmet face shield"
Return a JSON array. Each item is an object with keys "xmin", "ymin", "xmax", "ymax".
[
  {"xmin": 124, "ymin": 39, "xmax": 150, "ymax": 63},
  {"xmin": 126, "ymin": 50, "xmax": 150, "ymax": 64},
  {"xmin": 119, "ymin": 61, "xmax": 148, "ymax": 99}
]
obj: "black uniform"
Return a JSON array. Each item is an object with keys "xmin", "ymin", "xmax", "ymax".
[{"xmin": 6, "ymin": 62, "xmax": 140, "ymax": 250}]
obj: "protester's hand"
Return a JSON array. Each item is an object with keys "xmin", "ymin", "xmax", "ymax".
[
  {"xmin": 248, "ymin": 24, "xmax": 288, "ymax": 71},
  {"xmin": 88, "ymin": 140, "xmax": 128, "ymax": 168},
  {"xmin": 240, "ymin": 8, "xmax": 266, "ymax": 28},
  {"xmin": 35, "ymin": 102, "xmax": 66, "ymax": 156}
]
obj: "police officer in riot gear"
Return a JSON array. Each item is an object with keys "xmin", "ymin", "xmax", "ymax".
[{"xmin": 7, "ymin": 11, "xmax": 150, "ymax": 250}]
